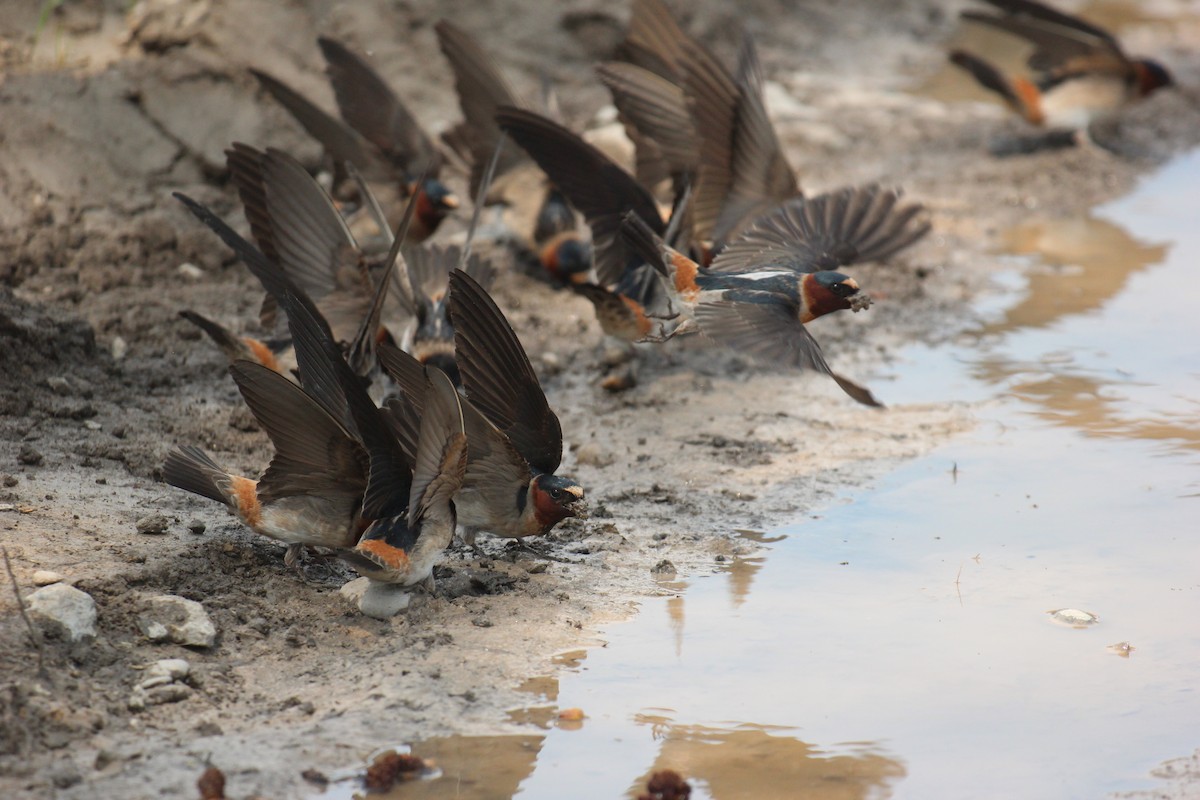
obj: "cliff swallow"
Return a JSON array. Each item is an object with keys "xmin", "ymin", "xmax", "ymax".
[
  {"xmin": 495, "ymin": 107, "xmax": 691, "ymax": 343},
  {"xmin": 281, "ymin": 283, "xmax": 467, "ymax": 589},
  {"xmin": 251, "ymin": 37, "xmax": 459, "ymax": 240},
  {"xmin": 433, "ymin": 20, "xmax": 588, "ymax": 283},
  {"xmin": 949, "ymin": 0, "xmax": 1173, "ymax": 134},
  {"xmin": 397, "ymin": 243, "xmax": 496, "ymax": 385},
  {"xmin": 162, "ymin": 359, "xmax": 367, "ymax": 566},
  {"xmin": 622, "ymin": 185, "xmax": 931, "ymax": 406},
  {"xmin": 378, "ymin": 271, "xmax": 587, "ymax": 543}
]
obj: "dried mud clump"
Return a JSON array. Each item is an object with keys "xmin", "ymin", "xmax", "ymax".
[
  {"xmin": 363, "ymin": 750, "xmax": 429, "ymax": 792},
  {"xmin": 638, "ymin": 769, "xmax": 692, "ymax": 800},
  {"xmin": 197, "ymin": 766, "xmax": 226, "ymax": 800}
]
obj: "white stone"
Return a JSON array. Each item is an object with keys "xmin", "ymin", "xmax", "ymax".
[
  {"xmin": 27, "ymin": 584, "xmax": 98, "ymax": 643},
  {"xmin": 111, "ymin": 336, "xmax": 128, "ymax": 360},
  {"xmin": 32, "ymin": 570, "xmax": 63, "ymax": 586},
  {"xmin": 177, "ymin": 262, "xmax": 204, "ymax": 279},
  {"xmin": 137, "ymin": 595, "xmax": 216, "ymax": 648},
  {"xmin": 358, "ymin": 581, "xmax": 412, "ymax": 620}
]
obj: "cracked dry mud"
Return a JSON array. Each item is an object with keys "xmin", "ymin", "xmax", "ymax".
[{"xmin": 1, "ymin": 0, "xmax": 1199, "ymax": 798}]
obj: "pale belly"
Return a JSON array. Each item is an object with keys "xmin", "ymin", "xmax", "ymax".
[
  {"xmin": 251, "ymin": 495, "xmax": 359, "ymax": 548},
  {"xmin": 1040, "ymin": 75, "xmax": 1133, "ymax": 129}
]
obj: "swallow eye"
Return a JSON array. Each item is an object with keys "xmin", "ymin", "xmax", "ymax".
[
  {"xmin": 829, "ymin": 282, "xmax": 857, "ymax": 298},
  {"xmin": 550, "ymin": 488, "xmax": 565, "ymax": 500}
]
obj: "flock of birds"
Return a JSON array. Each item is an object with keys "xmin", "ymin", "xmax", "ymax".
[{"xmin": 162, "ymin": 0, "xmax": 1175, "ymax": 595}]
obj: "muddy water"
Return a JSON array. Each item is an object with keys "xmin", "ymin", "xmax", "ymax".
[{"xmin": 326, "ymin": 153, "xmax": 1200, "ymax": 798}]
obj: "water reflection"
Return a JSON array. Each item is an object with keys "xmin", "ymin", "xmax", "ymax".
[
  {"xmin": 627, "ymin": 720, "xmax": 904, "ymax": 800},
  {"xmin": 968, "ymin": 152, "xmax": 1200, "ymax": 454},
  {"xmin": 985, "ymin": 215, "xmax": 1167, "ymax": 335}
]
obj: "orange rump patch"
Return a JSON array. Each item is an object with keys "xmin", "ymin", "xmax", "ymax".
[
  {"xmin": 1011, "ymin": 77, "xmax": 1044, "ymax": 125},
  {"xmin": 242, "ymin": 338, "xmax": 281, "ymax": 373},
  {"xmin": 357, "ymin": 539, "xmax": 411, "ymax": 571},
  {"xmin": 229, "ymin": 475, "xmax": 262, "ymax": 528},
  {"xmin": 670, "ymin": 252, "xmax": 700, "ymax": 300}
]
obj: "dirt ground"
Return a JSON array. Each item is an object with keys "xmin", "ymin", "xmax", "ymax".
[{"xmin": 1, "ymin": 0, "xmax": 1198, "ymax": 797}]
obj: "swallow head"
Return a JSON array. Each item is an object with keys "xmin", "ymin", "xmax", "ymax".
[
  {"xmin": 540, "ymin": 234, "xmax": 592, "ymax": 285},
  {"xmin": 800, "ymin": 271, "xmax": 872, "ymax": 323},
  {"xmin": 414, "ymin": 178, "xmax": 460, "ymax": 226},
  {"xmin": 531, "ymin": 473, "xmax": 587, "ymax": 530},
  {"xmin": 1134, "ymin": 59, "xmax": 1174, "ymax": 97}
]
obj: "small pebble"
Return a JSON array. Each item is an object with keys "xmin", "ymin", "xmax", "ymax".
[
  {"xmin": 46, "ymin": 376, "xmax": 72, "ymax": 395},
  {"xmin": 2, "ymin": 475, "xmax": 17, "ymax": 487},
  {"xmin": 177, "ymin": 262, "xmax": 204, "ymax": 279},
  {"xmin": 18, "ymin": 444, "xmax": 43, "ymax": 466},
  {"xmin": 187, "ymin": 519, "xmax": 206, "ymax": 535},
  {"xmin": 135, "ymin": 513, "xmax": 170, "ymax": 535},
  {"xmin": 32, "ymin": 570, "xmax": 63, "ymax": 586},
  {"xmin": 84, "ymin": 420, "xmax": 102, "ymax": 431},
  {"xmin": 650, "ymin": 559, "xmax": 676, "ymax": 575},
  {"xmin": 1048, "ymin": 608, "xmax": 1100, "ymax": 628},
  {"xmin": 111, "ymin": 336, "xmax": 127, "ymax": 360},
  {"xmin": 0, "ymin": 504, "xmax": 14, "ymax": 513}
]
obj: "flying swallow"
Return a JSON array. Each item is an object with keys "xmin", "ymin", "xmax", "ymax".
[
  {"xmin": 622, "ymin": 185, "xmax": 931, "ymax": 406},
  {"xmin": 378, "ymin": 270, "xmax": 587, "ymax": 544},
  {"xmin": 433, "ymin": 20, "xmax": 590, "ymax": 285},
  {"xmin": 949, "ymin": 0, "xmax": 1173, "ymax": 134},
  {"xmin": 251, "ymin": 37, "xmax": 459, "ymax": 240}
]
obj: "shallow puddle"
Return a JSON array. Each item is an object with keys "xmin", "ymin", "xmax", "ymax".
[{"xmin": 323, "ymin": 152, "xmax": 1200, "ymax": 798}]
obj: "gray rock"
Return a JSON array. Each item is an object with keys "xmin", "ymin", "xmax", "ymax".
[
  {"xmin": 18, "ymin": 444, "xmax": 43, "ymax": 466},
  {"xmin": 137, "ymin": 595, "xmax": 216, "ymax": 648},
  {"xmin": 186, "ymin": 519, "xmax": 206, "ymax": 535},
  {"xmin": 46, "ymin": 376, "xmax": 72, "ymax": 395},
  {"xmin": 135, "ymin": 513, "xmax": 170, "ymax": 535},
  {"xmin": 27, "ymin": 584, "xmax": 97, "ymax": 643}
]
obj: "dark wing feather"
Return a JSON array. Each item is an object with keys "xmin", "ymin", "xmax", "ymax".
[
  {"xmin": 249, "ymin": 68, "xmax": 386, "ymax": 179},
  {"xmin": 621, "ymin": 0, "xmax": 692, "ymax": 80},
  {"xmin": 596, "ymin": 62, "xmax": 697, "ymax": 178},
  {"xmin": 434, "ymin": 20, "xmax": 530, "ymax": 196},
  {"xmin": 285, "ymin": 292, "xmax": 413, "ymax": 520},
  {"xmin": 962, "ymin": 0, "xmax": 1126, "ymax": 73},
  {"xmin": 695, "ymin": 298, "xmax": 881, "ymax": 407},
  {"xmin": 710, "ymin": 186, "xmax": 930, "ymax": 274},
  {"xmin": 229, "ymin": 361, "xmax": 366, "ymax": 504},
  {"xmin": 712, "ymin": 36, "xmax": 800, "ymax": 244},
  {"xmin": 226, "ymin": 144, "xmax": 361, "ymax": 305},
  {"xmin": 408, "ymin": 368, "xmax": 467, "ymax": 523},
  {"xmin": 318, "ymin": 37, "xmax": 442, "ymax": 178},
  {"xmin": 448, "ymin": 269, "xmax": 563, "ymax": 474},
  {"xmin": 680, "ymin": 42, "xmax": 740, "ymax": 243},
  {"xmin": 495, "ymin": 107, "xmax": 663, "ymax": 286}
]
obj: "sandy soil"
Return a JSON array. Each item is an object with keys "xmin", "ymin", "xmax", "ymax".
[{"xmin": 1, "ymin": 0, "xmax": 1198, "ymax": 797}]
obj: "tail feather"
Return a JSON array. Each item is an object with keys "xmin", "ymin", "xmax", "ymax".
[
  {"xmin": 163, "ymin": 446, "xmax": 231, "ymax": 506},
  {"xmin": 180, "ymin": 311, "xmax": 248, "ymax": 362}
]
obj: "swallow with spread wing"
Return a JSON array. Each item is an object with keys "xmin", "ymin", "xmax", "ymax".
[
  {"xmin": 621, "ymin": 185, "xmax": 932, "ymax": 406},
  {"xmin": 378, "ymin": 270, "xmax": 587, "ymax": 544},
  {"xmin": 495, "ymin": 107, "xmax": 684, "ymax": 343},
  {"xmin": 949, "ymin": 0, "xmax": 1173, "ymax": 133},
  {"xmin": 251, "ymin": 37, "xmax": 459, "ymax": 241},
  {"xmin": 434, "ymin": 20, "xmax": 592, "ymax": 286}
]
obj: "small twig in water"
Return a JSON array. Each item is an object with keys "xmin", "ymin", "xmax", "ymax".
[{"xmin": 2, "ymin": 547, "xmax": 49, "ymax": 681}]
